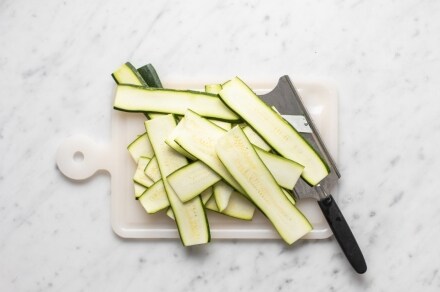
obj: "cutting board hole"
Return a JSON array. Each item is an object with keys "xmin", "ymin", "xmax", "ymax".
[{"xmin": 73, "ymin": 151, "xmax": 84, "ymax": 162}]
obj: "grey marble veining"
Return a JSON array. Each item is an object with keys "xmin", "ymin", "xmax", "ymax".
[{"xmin": 1, "ymin": 0, "xmax": 440, "ymax": 291}]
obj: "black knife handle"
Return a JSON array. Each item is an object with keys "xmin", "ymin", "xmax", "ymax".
[{"xmin": 318, "ymin": 195, "xmax": 367, "ymax": 274}]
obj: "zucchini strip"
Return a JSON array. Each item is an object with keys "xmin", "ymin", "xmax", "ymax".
[
  {"xmin": 200, "ymin": 187, "xmax": 213, "ymax": 204},
  {"xmin": 166, "ymin": 207, "xmax": 175, "ymax": 220},
  {"xmin": 219, "ymin": 77, "xmax": 329, "ymax": 185},
  {"xmin": 242, "ymin": 125, "xmax": 271, "ymax": 152},
  {"xmin": 114, "ymin": 85, "xmax": 239, "ymax": 121},
  {"xmin": 213, "ymin": 181, "xmax": 234, "ymax": 212},
  {"xmin": 112, "ymin": 62, "xmax": 147, "ymax": 86},
  {"xmin": 256, "ymin": 148, "xmax": 304, "ymax": 190},
  {"xmin": 216, "ymin": 126, "xmax": 312, "ymax": 244},
  {"xmin": 137, "ymin": 64, "xmax": 163, "ymax": 88},
  {"xmin": 134, "ymin": 183, "xmax": 147, "ymax": 199},
  {"xmin": 206, "ymin": 191, "xmax": 255, "ymax": 221},
  {"xmin": 144, "ymin": 156, "xmax": 161, "ymax": 182},
  {"xmin": 145, "ymin": 115, "xmax": 210, "ymax": 246},
  {"xmin": 133, "ymin": 157, "xmax": 154, "ymax": 187},
  {"xmin": 127, "ymin": 133, "xmax": 154, "ymax": 163},
  {"xmin": 164, "ymin": 119, "xmax": 197, "ymax": 160},
  {"xmin": 139, "ymin": 179, "xmax": 169, "ymax": 213},
  {"xmin": 167, "ymin": 161, "xmax": 221, "ymax": 202},
  {"xmin": 173, "ymin": 110, "xmax": 245, "ymax": 194}
]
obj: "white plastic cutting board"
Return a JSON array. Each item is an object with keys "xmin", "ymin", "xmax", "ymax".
[{"xmin": 56, "ymin": 80, "xmax": 338, "ymax": 240}]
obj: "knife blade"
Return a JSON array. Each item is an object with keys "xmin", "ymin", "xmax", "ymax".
[{"xmin": 259, "ymin": 76, "xmax": 367, "ymax": 274}]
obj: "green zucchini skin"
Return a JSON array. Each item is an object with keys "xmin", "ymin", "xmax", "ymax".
[
  {"xmin": 219, "ymin": 77, "xmax": 330, "ymax": 186},
  {"xmin": 137, "ymin": 64, "xmax": 163, "ymax": 88}
]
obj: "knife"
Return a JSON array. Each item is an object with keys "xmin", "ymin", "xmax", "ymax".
[{"xmin": 260, "ymin": 76, "xmax": 367, "ymax": 274}]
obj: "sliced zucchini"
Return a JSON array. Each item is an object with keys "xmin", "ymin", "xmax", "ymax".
[
  {"xmin": 205, "ymin": 192, "xmax": 255, "ymax": 221},
  {"xmin": 174, "ymin": 110, "xmax": 303, "ymax": 192},
  {"xmin": 144, "ymin": 156, "xmax": 161, "ymax": 182},
  {"xmin": 166, "ymin": 207, "xmax": 175, "ymax": 220},
  {"xmin": 138, "ymin": 179, "xmax": 169, "ymax": 213},
  {"xmin": 165, "ymin": 120, "xmax": 197, "ymax": 160},
  {"xmin": 112, "ymin": 62, "xmax": 147, "ymax": 86},
  {"xmin": 133, "ymin": 157, "xmax": 154, "ymax": 187},
  {"xmin": 127, "ymin": 133, "xmax": 154, "ymax": 163},
  {"xmin": 173, "ymin": 110, "xmax": 245, "ymax": 194},
  {"xmin": 204, "ymin": 84, "xmax": 232, "ymax": 130},
  {"xmin": 200, "ymin": 187, "xmax": 213, "ymax": 204},
  {"xmin": 213, "ymin": 181, "xmax": 234, "ymax": 212},
  {"xmin": 114, "ymin": 85, "xmax": 239, "ymax": 121},
  {"xmin": 210, "ymin": 120, "xmax": 232, "ymax": 131},
  {"xmin": 271, "ymin": 106, "xmax": 281, "ymax": 115},
  {"xmin": 221, "ymin": 191, "xmax": 255, "ymax": 220},
  {"xmin": 205, "ymin": 196, "xmax": 219, "ymax": 211},
  {"xmin": 134, "ymin": 183, "xmax": 147, "ymax": 199},
  {"xmin": 282, "ymin": 188, "xmax": 296, "ymax": 205},
  {"xmin": 137, "ymin": 64, "xmax": 165, "ymax": 120},
  {"xmin": 219, "ymin": 77, "xmax": 329, "ymax": 185},
  {"xmin": 256, "ymin": 148, "xmax": 304, "ymax": 190},
  {"xmin": 167, "ymin": 161, "xmax": 221, "ymax": 202},
  {"xmin": 145, "ymin": 115, "xmax": 210, "ymax": 246},
  {"xmin": 204, "ymin": 84, "xmax": 222, "ymax": 94},
  {"xmin": 242, "ymin": 125, "xmax": 271, "ymax": 152},
  {"xmin": 216, "ymin": 126, "xmax": 312, "ymax": 244},
  {"xmin": 148, "ymin": 113, "xmax": 165, "ymax": 119},
  {"xmin": 137, "ymin": 64, "xmax": 163, "ymax": 88}
]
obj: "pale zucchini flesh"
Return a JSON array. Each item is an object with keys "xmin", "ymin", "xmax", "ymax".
[
  {"xmin": 213, "ymin": 181, "xmax": 234, "ymax": 212},
  {"xmin": 256, "ymin": 148, "xmax": 304, "ymax": 190},
  {"xmin": 210, "ymin": 120, "xmax": 232, "ymax": 130},
  {"xmin": 145, "ymin": 115, "xmax": 210, "ymax": 246},
  {"xmin": 127, "ymin": 133, "xmax": 154, "ymax": 163},
  {"xmin": 200, "ymin": 187, "xmax": 213, "ymax": 204},
  {"xmin": 165, "ymin": 120, "xmax": 197, "ymax": 160},
  {"xmin": 221, "ymin": 191, "xmax": 255, "ymax": 220},
  {"xmin": 205, "ymin": 196, "xmax": 219, "ymax": 211},
  {"xmin": 148, "ymin": 113, "xmax": 166, "ymax": 119},
  {"xmin": 167, "ymin": 161, "xmax": 221, "ymax": 202},
  {"xmin": 134, "ymin": 183, "xmax": 147, "ymax": 199},
  {"xmin": 144, "ymin": 156, "xmax": 161, "ymax": 182},
  {"xmin": 216, "ymin": 126, "xmax": 312, "ymax": 244},
  {"xmin": 114, "ymin": 85, "xmax": 239, "ymax": 121},
  {"xmin": 138, "ymin": 179, "xmax": 169, "ymax": 213},
  {"xmin": 112, "ymin": 62, "xmax": 147, "ymax": 86},
  {"xmin": 166, "ymin": 207, "xmax": 175, "ymax": 220},
  {"xmin": 219, "ymin": 77, "xmax": 329, "ymax": 185},
  {"xmin": 133, "ymin": 157, "xmax": 154, "ymax": 187},
  {"xmin": 282, "ymin": 188, "xmax": 296, "ymax": 205},
  {"xmin": 204, "ymin": 84, "xmax": 222, "ymax": 94},
  {"xmin": 206, "ymin": 192, "xmax": 255, "ymax": 221},
  {"xmin": 204, "ymin": 84, "xmax": 232, "ymax": 130},
  {"xmin": 242, "ymin": 125, "xmax": 271, "ymax": 152}
]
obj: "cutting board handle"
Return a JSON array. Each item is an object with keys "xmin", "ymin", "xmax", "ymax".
[{"xmin": 56, "ymin": 136, "xmax": 112, "ymax": 180}]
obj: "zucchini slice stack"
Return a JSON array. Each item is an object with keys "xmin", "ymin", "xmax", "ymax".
[{"xmin": 111, "ymin": 62, "xmax": 329, "ymax": 246}]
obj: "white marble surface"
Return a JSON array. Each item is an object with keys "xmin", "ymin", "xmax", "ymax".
[{"xmin": 1, "ymin": 0, "xmax": 440, "ymax": 291}]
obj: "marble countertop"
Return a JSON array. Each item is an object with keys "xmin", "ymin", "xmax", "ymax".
[{"xmin": 1, "ymin": 0, "xmax": 440, "ymax": 291}]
